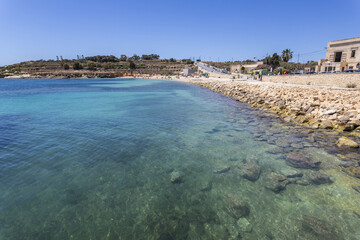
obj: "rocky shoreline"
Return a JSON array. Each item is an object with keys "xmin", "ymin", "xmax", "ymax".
[{"xmin": 191, "ymin": 80, "xmax": 360, "ymax": 147}]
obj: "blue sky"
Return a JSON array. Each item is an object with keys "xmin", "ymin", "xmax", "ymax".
[{"xmin": 0, "ymin": 0, "xmax": 359, "ymax": 66}]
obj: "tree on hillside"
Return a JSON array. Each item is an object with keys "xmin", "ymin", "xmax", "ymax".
[
  {"xmin": 263, "ymin": 53, "xmax": 281, "ymax": 68},
  {"xmin": 185, "ymin": 59, "xmax": 194, "ymax": 64},
  {"xmin": 73, "ymin": 62, "xmax": 83, "ymax": 70},
  {"xmin": 129, "ymin": 61, "xmax": 136, "ymax": 69},
  {"xmin": 129, "ymin": 54, "xmax": 140, "ymax": 61},
  {"xmin": 120, "ymin": 54, "xmax": 127, "ymax": 61},
  {"xmin": 85, "ymin": 55, "xmax": 118, "ymax": 63},
  {"xmin": 87, "ymin": 62, "xmax": 96, "ymax": 70},
  {"xmin": 141, "ymin": 54, "xmax": 160, "ymax": 60},
  {"xmin": 281, "ymin": 49, "xmax": 293, "ymax": 62},
  {"xmin": 103, "ymin": 62, "xmax": 115, "ymax": 69},
  {"xmin": 63, "ymin": 64, "xmax": 70, "ymax": 70}
]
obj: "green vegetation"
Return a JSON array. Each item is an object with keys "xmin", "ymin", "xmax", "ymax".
[
  {"xmin": 281, "ymin": 49, "xmax": 293, "ymax": 62},
  {"xmin": 73, "ymin": 62, "xmax": 83, "ymax": 70},
  {"xmin": 241, "ymin": 66, "xmax": 245, "ymax": 73},
  {"xmin": 119, "ymin": 54, "xmax": 127, "ymax": 61},
  {"xmin": 102, "ymin": 62, "xmax": 114, "ymax": 69},
  {"xmin": 346, "ymin": 83, "xmax": 357, "ymax": 88},
  {"xmin": 63, "ymin": 64, "xmax": 70, "ymax": 70},
  {"xmin": 128, "ymin": 54, "xmax": 140, "ymax": 61},
  {"xmin": 85, "ymin": 55, "xmax": 118, "ymax": 63},
  {"xmin": 141, "ymin": 54, "xmax": 160, "ymax": 60},
  {"xmin": 263, "ymin": 53, "xmax": 281, "ymax": 68},
  {"xmin": 129, "ymin": 61, "xmax": 136, "ymax": 69},
  {"xmin": 87, "ymin": 62, "xmax": 96, "ymax": 70}
]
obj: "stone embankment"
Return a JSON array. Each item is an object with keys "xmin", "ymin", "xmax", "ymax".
[
  {"xmin": 263, "ymin": 73, "xmax": 360, "ymax": 88},
  {"xmin": 193, "ymin": 80, "xmax": 360, "ymax": 136}
]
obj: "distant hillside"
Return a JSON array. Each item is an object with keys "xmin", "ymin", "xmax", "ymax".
[{"xmin": 0, "ymin": 55, "xmax": 195, "ymax": 78}]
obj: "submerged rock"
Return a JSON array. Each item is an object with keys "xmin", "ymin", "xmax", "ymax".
[
  {"xmin": 294, "ymin": 179, "xmax": 311, "ymax": 186},
  {"xmin": 170, "ymin": 171, "xmax": 183, "ymax": 183},
  {"xmin": 286, "ymin": 152, "xmax": 320, "ymax": 169},
  {"xmin": 236, "ymin": 217, "xmax": 253, "ymax": 233},
  {"xmin": 225, "ymin": 194, "xmax": 250, "ymax": 219},
  {"xmin": 241, "ymin": 161, "xmax": 261, "ymax": 181},
  {"xmin": 301, "ymin": 215, "xmax": 339, "ymax": 240},
  {"xmin": 308, "ymin": 172, "xmax": 333, "ymax": 185},
  {"xmin": 266, "ymin": 147, "xmax": 287, "ymax": 154},
  {"xmin": 345, "ymin": 152, "xmax": 360, "ymax": 160},
  {"xmin": 338, "ymin": 161, "xmax": 358, "ymax": 168},
  {"xmin": 275, "ymin": 139, "xmax": 290, "ymax": 148},
  {"xmin": 280, "ymin": 169, "xmax": 303, "ymax": 178},
  {"xmin": 336, "ymin": 136, "xmax": 359, "ymax": 148},
  {"xmin": 214, "ymin": 166, "xmax": 230, "ymax": 174},
  {"xmin": 290, "ymin": 142, "xmax": 304, "ymax": 149},
  {"xmin": 265, "ymin": 172, "xmax": 289, "ymax": 193},
  {"xmin": 352, "ymin": 185, "xmax": 360, "ymax": 193},
  {"xmin": 198, "ymin": 180, "xmax": 213, "ymax": 192},
  {"xmin": 342, "ymin": 166, "xmax": 360, "ymax": 178},
  {"xmin": 204, "ymin": 223, "xmax": 228, "ymax": 239}
]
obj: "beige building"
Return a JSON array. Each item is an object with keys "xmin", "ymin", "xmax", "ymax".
[
  {"xmin": 317, "ymin": 37, "xmax": 360, "ymax": 72},
  {"xmin": 231, "ymin": 61, "xmax": 263, "ymax": 74}
]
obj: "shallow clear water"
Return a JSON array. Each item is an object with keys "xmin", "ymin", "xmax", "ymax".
[{"xmin": 0, "ymin": 78, "xmax": 360, "ymax": 239}]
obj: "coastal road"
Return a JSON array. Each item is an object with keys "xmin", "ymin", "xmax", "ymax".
[{"xmin": 195, "ymin": 62, "xmax": 230, "ymax": 75}]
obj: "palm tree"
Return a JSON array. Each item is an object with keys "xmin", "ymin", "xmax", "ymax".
[{"xmin": 281, "ymin": 49, "xmax": 293, "ymax": 62}]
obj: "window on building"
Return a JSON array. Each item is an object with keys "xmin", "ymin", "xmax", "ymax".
[
  {"xmin": 351, "ymin": 50, "xmax": 356, "ymax": 58},
  {"xmin": 335, "ymin": 52, "xmax": 342, "ymax": 62}
]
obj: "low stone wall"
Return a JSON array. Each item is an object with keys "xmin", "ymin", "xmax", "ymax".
[
  {"xmin": 263, "ymin": 73, "xmax": 360, "ymax": 88},
  {"xmin": 192, "ymin": 80, "xmax": 360, "ymax": 132}
]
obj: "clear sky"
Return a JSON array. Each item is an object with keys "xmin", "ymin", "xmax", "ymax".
[{"xmin": 0, "ymin": 0, "xmax": 359, "ymax": 66}]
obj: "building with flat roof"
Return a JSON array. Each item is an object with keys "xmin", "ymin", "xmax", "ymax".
[
  {"xmin": 182, "ymin": 67, "xmax": 196, "ymax": 76},
  {"xmin": 316, "ymin": 37, "xmax": 360, "ymax": 72}
]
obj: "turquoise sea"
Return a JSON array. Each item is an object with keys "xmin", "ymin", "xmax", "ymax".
[{"xmin": 0, "ymin": 78, "xmax": 360, "ymax": 239}]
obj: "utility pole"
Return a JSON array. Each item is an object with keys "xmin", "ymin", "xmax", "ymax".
[{"xmin": 297, "ymin": 53, "xmax": 300, "ymax": 63}]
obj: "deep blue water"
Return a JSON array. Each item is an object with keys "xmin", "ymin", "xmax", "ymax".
[{"xmin": 0, "ymin": 78, "xmax": 360, "ymax": 239}]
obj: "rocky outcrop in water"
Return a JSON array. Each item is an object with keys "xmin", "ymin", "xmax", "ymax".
[
  {"xmin": 286, "ymin": 152, "xmax": 320, "ymax": 169},
  {"xmin": 342, "ymin": 166, "xmax": 360, "ymax": 178},
  {"xmin": 301, "ymin": 216, "xmax": 339, "ymax": 240},
  {"xmin": 264, "ymin": 172, "xmax": 289, "ymax": 193},
  {"xmin": 170, "ymin": 170, "xmax": 183, "ymax": 183},
  {"xmin": 307, "ymin": 172, "xmax": 333, "ymax": 185},
  {"xmin": 241, "ymin": 160, "xmax": 261, "ymax": 182},
  {"xmin": 336, "ymin": 136, "xmax": 359, "ymax": 148},
  {"xmin": 225, "ymin": 194, "xmax": 250, "ymax": 219},
  {"xmin": 280, "ymin": 169, "xmax": 303, "ymax": 178},
  {"xmin": 214, "ymin": 166, "xmax": 231, "ymax": 174}
]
